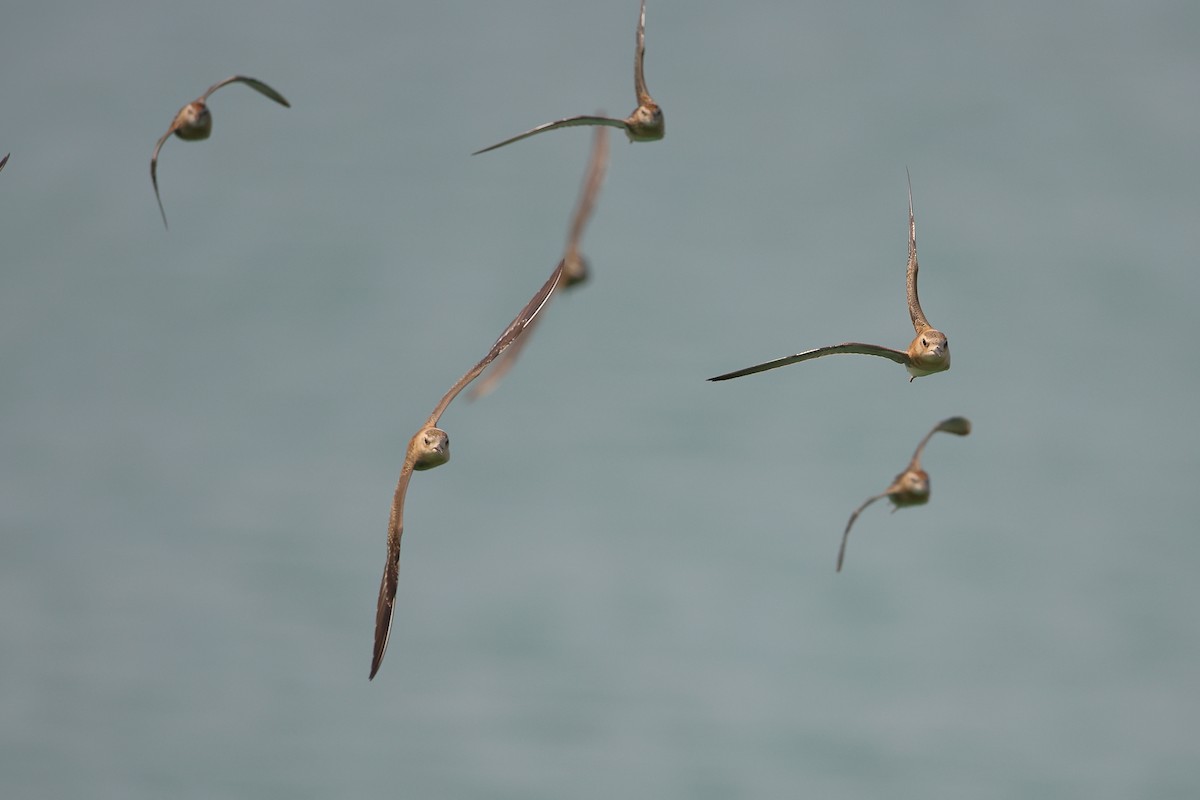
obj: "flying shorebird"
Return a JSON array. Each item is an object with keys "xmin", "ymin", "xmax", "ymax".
[
  {"xmin": 472, "ymin": 0, "xmax": 663, "ymax": 155},
  {"xmin": 470, "ymin": 127, "xmax": 610, "ymax": 401},
  {"xmin": 150, "ymin": 75, "xmax": 290, "ymax": 229},
  {"xmin": 370, "ymin": 251, "xmax": 571, "ymax": 680},
  {"xmin": 837, "ymin": 416, "xmax": 971, "ymax": 572},
  {"xmin": 709, "ymin": 171, "xmax": 950, "ymax": 383}
]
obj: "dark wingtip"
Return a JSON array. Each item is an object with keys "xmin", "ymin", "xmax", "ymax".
[
  {"xmin": 369, "ymin": 632, "xmax": 387, "ymax": 680},
  {"xmin": 370, "ymin": 558, "xmax": 398, "ymax": 682}
]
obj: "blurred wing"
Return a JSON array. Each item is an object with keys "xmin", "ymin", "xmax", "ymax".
[
  {"xmin": 0, "ymin": 153, "xmax": 8, "ymax": 173},
  {"xmin": 425, "ymin": 261, "xmax": 565, "ymax": 426},
  {"xmin": 370, "ymin": 460, "xmax": 415, "ymax": 680},
  {"xmin": 150, "ymin": 129, "xmax": 174, "ymax": 229},
  {"xmin": 838, "ymin": 494, "xmax": 885, "ymax": 572},
  {"xmin": 565, "ymin": 127, "xmax": 610, "ymax": 254},
  {"xmin": 202, "ymin": 75, "xmax": 291, "ymax": 107},
  {"xmin": 473, "ymin": 116, "xmax": 627, "ymax": 155},
  {"xmin": 634, "ymin": 0, "xmax": 652, "ymax": 105},
  {"xmin": 935, "ymin": 416, "xmax": 972, "ymax": 437},
  {"xmin": 470, "ymin": 129, "xmax": 608, "ymax": 400},
  {"xmin": 909, "ymin": 415, "xmax": 972, "ymax": 468},
  {"xmin": 905, "ymin": 168, "xmax": 931, "ymax": 333},
  {"xmin": 708, "ymin": 342, "xmax": 910, "ymax": 381}
]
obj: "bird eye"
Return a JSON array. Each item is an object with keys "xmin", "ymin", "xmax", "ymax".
[{"xmin": 921, "ymin": 338, "xmax": 928, "ymax": 347}]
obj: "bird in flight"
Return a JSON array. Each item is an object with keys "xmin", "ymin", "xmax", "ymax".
[
  {"xmin": 472, "ymin": 0, "xmax": 663, "ymax": 155},
  {"xmin": 837, "ymin": 416, "xmax": 971, "ymax": 572},
  {"xmin": 150, "ymin": 75, "xmax": 290, "ymax": 229},
  {"xmin": 709, "ymin": 171, "xmax": 950, "ymax": 383},
  {"xmin": 470, "ymin": 127, "xmax": 610, "ymax": 401},
  {"xmin": 370, "ymin": 246, "xmax": 572, "ymax": 680}
]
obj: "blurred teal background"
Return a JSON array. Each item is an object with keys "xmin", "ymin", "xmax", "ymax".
[{"xmin": 2, "ymin": 1, "xmax": 1197, "ymax": 798}]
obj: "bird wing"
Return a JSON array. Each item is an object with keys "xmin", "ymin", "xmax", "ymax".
[
  {"xmin": 424, "ymin": 260, "xmax": 565, "ymax": 427},
  {"xmin": 473, "ymin": 115, "xmax": 628, "ymax": 155},
  {"xmin": 370, "ymin": 456, "xmax": 415, "ymax": 680},
  {"xmin": 468, "ymin": 301, "xmax": 548, "ymax": 401},
  {"xmin": 565, "ymin": 127, "xmax": 610, "ymax": 255},
  {"xmin": 708, "ymin": 342, "xmax": 910, "ymax": 381},
  {"xmin": 838, "ymin": 493, "xmax": 886, "ymax": 572},
  {"xmin": 201, "ymin": 75, "xmax": 291, "ymax": 107},
  {"xmin": 905, "ymin": 169, "xmax": 933, "ymax": 334},
  {"xmin": 634, "ymin": 0, "xmax": 653, "ymax": 106},
  {"xmin": 472, "ymin": 127, "xmax": 610, "ymax": 400},
  {"xmin": 908, "ymin": 415, "xmax": 971, "ymax": 471},
  {"xmin": 150, "ymin": 128, "xmax": 175, "ymax": 229}
]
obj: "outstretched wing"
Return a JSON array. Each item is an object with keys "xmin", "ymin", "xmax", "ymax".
[
  {"xmin": 0, "ymin": 153, "xmax": 8, "ymax": 173},
  {"xmin": 473, "ymin": 115, "xmax": 627, "ymax": 155},
  {"xmin": 370, "ymin": 457, "xmax": 416, "ymax": 680},
  {"xmin": 201, "ymin": 75, "xmax": 291, "ymax": 107},
  {"xmin": 565, "ymin": 127, "xmax": 610, "ymax": 255},
  {"xmin": 633, "ymin": 0, "xmax": 653, "ymax": 106},
  {"xmin": 908, "ymin": 415, "xmax": 971, "ymax": 470},
  {"xmin": 708, "ymin": 342, "xmax": 910, "ymax": 382},
  {"xmin": 424, "ymin": 260, "xmax": 565, "ymax": 427},
  {"xmin": 469, "ymin": 301, "xmax": 548, "ymax": 401},
  {"xmin": 905, "ymin": 168, "xmax": 932, "ymax": 334},
  {"xmin": 838, "ymin": 493, "xmax": 886, "ymax": 572},
  {"xmin": 150, "ymin": 129, "xmax": 175, "ymax": 229}
]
